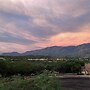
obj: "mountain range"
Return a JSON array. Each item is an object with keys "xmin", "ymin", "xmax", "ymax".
[{"xmin": 1, "ymin": 43, "xmax": 90, "ymax": 57}]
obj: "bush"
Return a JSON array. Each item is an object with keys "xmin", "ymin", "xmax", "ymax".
[
  {"xmin": 34, "ymin": 71, "xmax": 60, "ymax": 90},
  {"xmin": 0, "ymin": 72, "xmax": 60, "ymax": 90}
]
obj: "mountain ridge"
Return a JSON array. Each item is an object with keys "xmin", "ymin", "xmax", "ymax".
[{"xmin": 1, "ymin": 43, "xmax": 90, "ymax": 57}]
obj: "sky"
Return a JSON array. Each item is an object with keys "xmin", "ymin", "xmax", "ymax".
[{"xmin": 0, "ymin": 0, "xmax": 90, "ymax": 53}]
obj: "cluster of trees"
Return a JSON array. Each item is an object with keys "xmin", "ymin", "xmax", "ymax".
[
  {"xmin": 54, "ymin": 61, "xmax": 84, "ymax": 74},
  {"xmin": 0, "ymin": 60, "xmax": 44, "ymax": 76},
  {"xmin": 0, "ymin": 57, "xmax": 85, "ymax": 77}
]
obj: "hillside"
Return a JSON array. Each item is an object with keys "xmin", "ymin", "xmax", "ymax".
[{"xmin": 2, "ymin": 43, "xmax": 90, "ymax": 57}]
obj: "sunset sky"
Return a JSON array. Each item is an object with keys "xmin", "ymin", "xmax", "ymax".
[{"xmin": 0, "ymin": 0, "xmax": 90, "ymax": 53}]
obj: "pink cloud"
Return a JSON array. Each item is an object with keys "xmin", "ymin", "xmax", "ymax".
[{"xmin": 0, "ymin": 0, "xmax": 90, "ymax": 52}]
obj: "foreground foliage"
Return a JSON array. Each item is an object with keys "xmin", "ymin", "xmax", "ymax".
[{"xmin": 0, "ymin": 72, "xmax": 60, "ymax": 90}]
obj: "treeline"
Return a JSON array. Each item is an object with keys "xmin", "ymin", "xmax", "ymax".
[
  {"xmin": 1, "ymin": 56, "xmax": 89, "ymax": 61},
  {"xmin": 0, "ymin": 58, "xmax": 84, "ymax": 77},
  {"xmin": 0, "ymin": 56, "xmax": 53, "ymax": 60}
]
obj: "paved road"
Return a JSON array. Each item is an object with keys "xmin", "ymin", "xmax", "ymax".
[{"xmin": 59, "ymin": 77, "xmax": 90, "ymax": 90}]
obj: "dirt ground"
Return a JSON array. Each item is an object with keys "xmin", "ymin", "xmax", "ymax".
[{"xmin": 59, "ymin": 77, "xmax": 90, "ymax": 90}]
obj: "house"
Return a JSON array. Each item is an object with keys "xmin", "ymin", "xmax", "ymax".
[
  {"xmin": 84, "ymin": 63, "xmax": 90, "ymax": 75},
  {"xmin": 81, "ymin": 63, "xmax": 90, "ymax": 75}
]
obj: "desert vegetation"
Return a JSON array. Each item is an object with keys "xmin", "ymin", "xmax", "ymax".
[
  {"xmin": 0, "ymin": 56, "xmax": 85, "ymax": 77},
  {"xmin": 0, "ymin": 71, "xmax": 60, "ymax": 90},
  {"xmin": 0, "ymin": 56, "xmax": 86, "ymax": 90}
]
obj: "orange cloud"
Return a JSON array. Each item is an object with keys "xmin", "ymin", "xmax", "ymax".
[{"xmin": 49, "ymin": 31, "xmax": 90, "ymax": 46}]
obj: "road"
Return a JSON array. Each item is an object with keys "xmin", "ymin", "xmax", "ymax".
[{"xmin": 59, "ymin": 77, "xmax": 90, "ymax": 90}]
